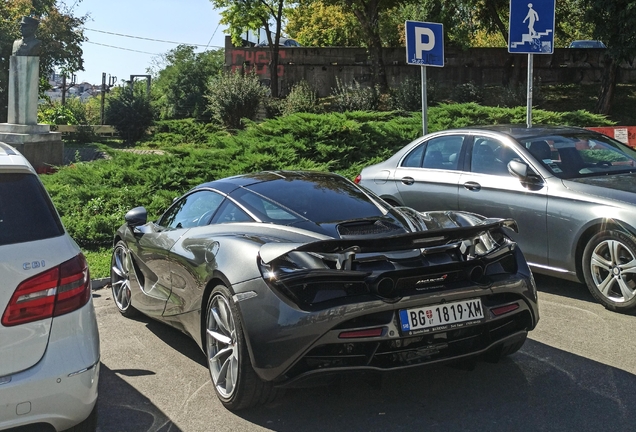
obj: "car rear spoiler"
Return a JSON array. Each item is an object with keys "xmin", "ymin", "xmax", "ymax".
[{"xmin": 259, "ymin": 218, "xmax": 517, "ymax": 264}]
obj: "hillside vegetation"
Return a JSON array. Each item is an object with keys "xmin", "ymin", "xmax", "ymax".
[{"xmin": 41, "ymin": 103, "xmax": 614, "ymax": 277}]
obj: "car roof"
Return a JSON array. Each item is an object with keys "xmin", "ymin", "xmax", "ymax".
[
  {"xmin": 452, "ymin": 124, "xmax": 598, "ymax": 141},
  {"xmin": 194, "ymin": 170, "xmax": 341, "ymax": 194},
  {"xmin": 0, "ymin": 142, "xmax": 35, "ymax": 173}
]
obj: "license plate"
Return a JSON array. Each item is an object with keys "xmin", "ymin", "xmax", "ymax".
[{"xmin": 399, "ymin": 298, "xmax": 484, "ymax": 333}]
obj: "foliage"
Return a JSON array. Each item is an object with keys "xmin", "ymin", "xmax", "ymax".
[
  {"xmin": 388, "ymin": 77, "xmax": 445, "ymax": 111},
  {"xmin": 450, "ymin": 82, "xmax": 484, "ymax": 104},
  {"xmin": 105, "ymin": 87, "xmax": 155, "ymax": 144},
  {"xmin": 41, "ymin": 104, "xmax": 614, "ymax": 256},
  {"xmin": 38, "ymin": 100, "xmax": 79, "ymax": 125},
  {"xmin": 149, "ymin": 119, "xmax": 222, "ymax": 147},
  {"xmin": 285, "ymin": 2, "xmax": 364, "ymax": 47},
  {"xmin": 0, "ymin": 1, "xmax": 87, "ymax": 122},
  {"xmin": 206, "ymin": 71, "xmax": 268, "ymax": 130},
  {"xmin": 151, "ymin": 45, "xmax": 224, "ymax": 121},
  {"xmin": 583, "ymin": 0, "xmax": 636, "ymax": 113},
  {"xmin": 281, "ymin": 80, "xmax": 320, "ymax": 115},
  {"xmin": 331, "ymin": 79, "xmax": 380, "ymax": 112}
]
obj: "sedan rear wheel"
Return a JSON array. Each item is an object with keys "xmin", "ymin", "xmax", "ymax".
[
  {"xmin": 583, "ymin": 230, "xmax": 636, "ymax": 313},
  {"xmin": 205, "ymin": 285, "xmax": 279, "ymax": 410},
  {"xmin": 111, "ymin": 240, "xmax": 138, "ymax": 317}
]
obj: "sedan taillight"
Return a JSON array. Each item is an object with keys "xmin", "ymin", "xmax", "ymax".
[{"xmin": 2, "ymin": 254, "xmax": 91, "ymax": 327}]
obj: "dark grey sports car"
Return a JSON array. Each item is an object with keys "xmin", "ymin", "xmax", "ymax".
[{"xmin": 111, "ymin": 171, "xmax": 539, "ymax": 410}]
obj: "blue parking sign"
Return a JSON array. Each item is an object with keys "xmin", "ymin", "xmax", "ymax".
[
  {"xmin": 405, "ymin": 21, "xmax": 444, "ymax": 67},
  {"xmin": 508, "ymin": 0, "xmax": 555, "ymax": 54}
]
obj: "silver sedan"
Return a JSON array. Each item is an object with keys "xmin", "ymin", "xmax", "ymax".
[{"xmin": 356, "ymin": 125, "xmax": 636, "ymax": 313}]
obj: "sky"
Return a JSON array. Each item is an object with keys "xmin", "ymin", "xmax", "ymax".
[{"xmin": 69, "ymin": 0, "xmax": 229, "ymax": 85}]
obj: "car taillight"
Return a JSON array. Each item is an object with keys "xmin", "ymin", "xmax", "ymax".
[
  {"xmin": 2, "ymin": 254, "xmax": 91, "ymax": 327},
  {"xmin": 354, "ymin": 174, "xmax": 362, "ymax": 184}
]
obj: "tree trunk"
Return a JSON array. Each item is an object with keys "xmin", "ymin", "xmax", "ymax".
[
  {"xmin": 269, "ymin": 45, "xmax": 280, "ymax": 98},
  {"xmin": 595, "ymin": 55, "xmax": 618, "ymax": 115},
  {"xmin": 348, "ymin": 0, "xmax": 388, "ymax": 92}
]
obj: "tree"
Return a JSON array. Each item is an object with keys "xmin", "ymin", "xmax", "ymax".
[
  {"xmin": 210, "ymin": 0, "xmax": 287, "ymax": 97},
  {"xmin": 105, "ymin": 86, "xmax": 155, "ymax": 144},
  {"xmin": 0, "ymin": 0, "xmax": 87, "ymax": 122},
  {"xmin": 151, "ymin": 45, "xmax": 224, "ymax": 121},
  {"xmin": 285, "ymin": 3, "xmax": 364, "ymax": 47},
  {"xmin": 584, "ymin": 0, "xmax": 636, "ymax": 114}
]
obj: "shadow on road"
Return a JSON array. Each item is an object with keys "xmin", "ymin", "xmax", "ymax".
[
  {"xmin": 534, "ymin": 273, "xmax": 595, "ymax": 303},
  {"xmin": 237, "ymin": 339, "xmax": 636, "ymax": 432},
  {"xmin": 98, "ymin": 364, "xmax": 184, "ymax": 432}
]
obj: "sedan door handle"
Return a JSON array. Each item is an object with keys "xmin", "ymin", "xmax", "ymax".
[
  {"xmin": 401, "ymin": 176, "xmax": 415, "ymax": 186},
  {"xmin": 463, "ymin": 181, "xmax": 481, "ymax": 191}
]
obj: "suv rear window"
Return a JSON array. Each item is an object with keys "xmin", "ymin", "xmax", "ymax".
[{"xmin": 0, "ymin": 173, "xmax": 64, "ymax": 246}]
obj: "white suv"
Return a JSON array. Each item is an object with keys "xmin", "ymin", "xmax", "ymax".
[{"xmin": 0, "ymin": 143, "xmax": 100, "ymax": 431}]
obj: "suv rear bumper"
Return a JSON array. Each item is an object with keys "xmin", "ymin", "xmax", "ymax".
[{"xmin": 0, "ymin": 299, "xmax": 100, "ymax": 431}]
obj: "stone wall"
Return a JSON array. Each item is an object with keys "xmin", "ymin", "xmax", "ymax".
[{"xmin": 225, "ymin": 37, "xmax": 636, "ymax": 97}]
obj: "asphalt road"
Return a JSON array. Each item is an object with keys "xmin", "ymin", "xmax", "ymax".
[{"xmin": 93, "ymin": 274, "xmax": 636, "ymax": 432}]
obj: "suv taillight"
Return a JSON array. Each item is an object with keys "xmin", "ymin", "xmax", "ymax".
[{"xmin": 2, "ymin": 254, "xmax": 91, "ymax": 327}]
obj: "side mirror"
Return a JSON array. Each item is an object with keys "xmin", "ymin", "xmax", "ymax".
[
  {"xmin": 125, "ymin": 206, "xmax": 147, "ymax": 227},
  {"xmin": 508, "ymin": 160, "xmax": 544, "ymax": 188},
  {"xmin": 508, "ymin": 160, "xmax": 529, "ymax": 179}
]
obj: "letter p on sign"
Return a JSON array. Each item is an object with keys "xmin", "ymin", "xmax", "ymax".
[{"xmin": 415, "ymin": 27, "xmax": 435, "ymax": 58}]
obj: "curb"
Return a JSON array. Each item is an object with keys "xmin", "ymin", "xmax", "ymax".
[{"xmin": 92, "ymin": 278, "xmax": 110, "ymax": 290}]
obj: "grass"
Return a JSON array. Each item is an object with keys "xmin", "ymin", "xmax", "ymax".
[{"xmin": 83, "ymin": 248, "xmax": 112, "ymax": 279}]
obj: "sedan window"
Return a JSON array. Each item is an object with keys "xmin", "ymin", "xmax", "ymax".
[
  {"xmin": 159, "ymin": 190, "xmax": 224, "ymax": 229},
  {"xmin": 470, "ymin": 137, "xmax": 517, "ymax": 176},
  {"xmin": 401, "ymin": 136, "xmax": 464, "ymax": 169}
]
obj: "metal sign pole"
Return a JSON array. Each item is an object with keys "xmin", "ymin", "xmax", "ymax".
[
  {"xmin": 526, "ymin": 53, "xmax": 533, "ymax": 128},
  {"xmin": 421, "ymin": 65, "xmax": 428, "ymax": 135}
]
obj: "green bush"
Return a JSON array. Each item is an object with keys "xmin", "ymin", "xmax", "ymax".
[
  {"xmin": 282, "ymin": 81, "xmax": 320, "ymax": 115},
  {"xmin": 331, "ymin": 78, "xmax": 380, "ymax": 112},
  {"xmin": 450, "ymin": 82, "xmax": 484, "ymax": 104},
  {"xmin": 388, "ymin": 77, "xmax": 444, "ymax": 111},
  {"xmin": 105, "ymin": 87, "xmax": 155, "ymax": 144},
  {"xmin": 38, "ymin": 101, "xmax": 79, "ymax": 125},
  {"xmin": 206, "ymin": 70, "xmax": 268, "ymax": 130},
  {"xmin": 41, "ymin": 104, "xmax": 614, "ymax": 251}
]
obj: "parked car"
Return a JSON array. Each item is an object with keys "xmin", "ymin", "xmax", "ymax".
[
  {"xmin": 356, "ymin": 125, "xmax": 636, "ymax": 313},
  {"xmin": 568, "ymin": 40, "xmax": 606, "ymax": 48},
  {"xmin": 110, "ymin": 170, "xmax": 538, "ymax": 410},
  {"xmin": 0, "ymin": 142, "xmax": 99, "ymax": 431},
  {"xmin": 257, "ymin": 37, "xmax": 302, "ymax": 47}
]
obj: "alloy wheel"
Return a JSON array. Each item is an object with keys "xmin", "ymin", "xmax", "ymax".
[
  {"xmin": 111, "ymin": 244, "xmax": 133, "ymax": 311},
  {"xmin": 206, "ymin": 294, "xmax": 239, "ymax": 399},
  {"xmin": 589, "ymin": 238, "xmax": 636, "ymax": 303}
]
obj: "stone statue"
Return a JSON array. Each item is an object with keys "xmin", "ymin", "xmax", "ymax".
[{"xmin": 12, "ymin": 16, "xmax": 42, "ymax": 57}]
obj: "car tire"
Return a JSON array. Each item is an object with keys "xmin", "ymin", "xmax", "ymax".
[
  {"xmin": 205, "ymin": 285, "xmax": 279, "ymax": 410},
  {"xmin": 111, "ymin": 240, "xmax": 139, "ymax": 317},
  {"xmin": 63, "ymin": 403, "xmax": 97, "ymax": 432},
  {"xmin": 583, "ymin": 230, "xmax": 636, "ymax": 312}
]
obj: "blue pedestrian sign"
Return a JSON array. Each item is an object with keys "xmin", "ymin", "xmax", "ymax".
[
  {"xmin": 405, "ymin": 21, "xmax": 444, "ymax": 67},
  {"xmin": 508, "ymin": 0, "xmax": 555, "ymax": 54}
]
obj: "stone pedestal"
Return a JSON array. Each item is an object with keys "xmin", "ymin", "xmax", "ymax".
[
  {"xmin": 0, "ymin": 124, "xmax": 63, "ymax": 172},
  {"xmin": 8, "ymin": 56, "xmax": 39, "ymax": 125},
  {"xmin": 2, "ymin": 55, "xmax": 63, "ymax": 172}
]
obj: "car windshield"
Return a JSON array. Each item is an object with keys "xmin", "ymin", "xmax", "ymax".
[
  {"xmin": 238, "ymin": 174, "xmax": 386, "ymax": 224},
  {"xmin": 520, "ymin": 132, "xmax": 636, "ymax": 179}
]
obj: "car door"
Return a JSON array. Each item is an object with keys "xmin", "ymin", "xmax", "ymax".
[
  {"xmin": 457, "ymin": 135, "xmax": 549, "ymax": 267},
  {"xmin": 394, "ymin": 134, "xmax": 468, "ymax": 211},
  {"xmin": 129, "ymin": 190, "xmax": 225, "ymax": 317},
  {"xmin": 162, "ymin": 191, "xmax": 237, "ymax": 317}
]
